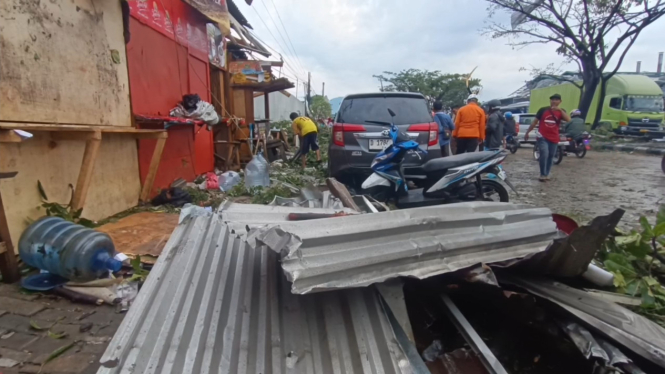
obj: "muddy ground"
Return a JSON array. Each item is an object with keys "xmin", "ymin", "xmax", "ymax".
[{"xmin": 503, "ymin": 147, "xmax": 665, "ymax": 228}]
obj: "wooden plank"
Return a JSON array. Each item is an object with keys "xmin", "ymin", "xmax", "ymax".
[
  {"xmin": 0, "ymin": 130, "xmax": 23, "ymax": 143},
  {"xmin": 0, "ymin": 122, "xmax": 165, "ymax": 134},
  {"xmin": 140, "ymin": 136, "xmax": 167, "ymax": 202},
  {"xmin": 51, "ymin": 132, "xmax": 96, "ymax": 141},
  {"xmin": 0, "ymin": 0, "xmax": 131, "ymax": 126},
  {"xmin": 326, "ymin": 178, "xmax": 361, "ymax": 212},
  {"xmin": 0, "ymin": 191, "xmax": 20, "ymax": 283},
  {"xmin": 70, "ymin": 131, "xmax": 102, "ymax": 212}
]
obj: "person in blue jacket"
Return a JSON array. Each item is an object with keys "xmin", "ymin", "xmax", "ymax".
[{"xmin": 433, "ymin": 101, "xmax": 455, "ymax": 157}]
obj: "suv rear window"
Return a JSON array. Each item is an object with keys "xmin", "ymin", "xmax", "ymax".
[
  {"xmin": 519, "ymin": 115, "xmax": 535, "ymax": 125},
  {"xmin": 337, "ymin": 96, "xmax": 432, "ymax": 126}
]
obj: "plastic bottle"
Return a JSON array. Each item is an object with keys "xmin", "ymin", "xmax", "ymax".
[{"xmin": 19, "ymin": 217, "xmax": 121, "ymax": 281}]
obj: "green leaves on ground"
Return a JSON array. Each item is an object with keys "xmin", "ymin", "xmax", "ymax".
[
  {"xmin": 599, "ymin": 205, "xmax": 665, "ymax": 325},
  {"xmin": 36, "ymin": 181, "xmax": 95, "ymax": 227}
]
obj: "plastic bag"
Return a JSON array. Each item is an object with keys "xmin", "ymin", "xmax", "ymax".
[
  {"xmin": 244, "ymin": 154, "xmax": 270, "ymax": 189},
  {"xmin": 205, "ymin": 172, "xmax": 219, "ymax": 190},
  {"xmin": 218, "ymin": 171, "xmax": 241, "ymax": 192}
]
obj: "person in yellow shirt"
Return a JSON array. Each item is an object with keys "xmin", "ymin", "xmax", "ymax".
[{"xmin": 290, "ymin": 112, "xmax": 321, "ymax": 168}]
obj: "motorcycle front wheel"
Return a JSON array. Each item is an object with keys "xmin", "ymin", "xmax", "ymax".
[
  {"xmin": 480, "ymin": 180, "xmax": 509, "ymax": 202},
  {"xmin": 509, "ymin": 143, "xmax": 518, "ymax": 154}
]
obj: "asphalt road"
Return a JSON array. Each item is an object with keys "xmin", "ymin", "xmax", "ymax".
[{"xmin": 502, "ymin": 146, "xmax": 665, "ymax": 227}]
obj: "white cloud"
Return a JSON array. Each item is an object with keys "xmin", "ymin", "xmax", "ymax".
[{"xmin": 240, "ymin": 0, "xmax": 665, "ymax": 101}]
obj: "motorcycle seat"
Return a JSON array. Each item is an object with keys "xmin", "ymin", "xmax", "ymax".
[{"xmin": 422, "ymin": 151, "xmax": 497, "ymax": 173}]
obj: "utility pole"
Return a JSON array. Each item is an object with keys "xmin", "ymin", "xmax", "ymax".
[
  {"xmin": 306, "ymin": 72, "xmax": 311, "ymax": 116},
  {"xmin": 295, "ymin": 78, "xmax": 299, "ymax": 99},
  {"xmin": 322, "ymin": 82, "xmax": 325, "ymax": 97}
]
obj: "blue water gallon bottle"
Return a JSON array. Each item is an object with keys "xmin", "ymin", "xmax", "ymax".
[{"xmin": 18, "ymin": 217, "xmax": 121, "ymax": 281}]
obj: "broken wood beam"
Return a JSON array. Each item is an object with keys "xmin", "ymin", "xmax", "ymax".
[{"xmin": 326, "ymin": 178, "xmax": 361, "ymax": 212}]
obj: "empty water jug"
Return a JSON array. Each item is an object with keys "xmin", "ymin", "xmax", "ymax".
[{"xmin": 19, "ymin": 217, "xmax": 121, "ymax": 281}]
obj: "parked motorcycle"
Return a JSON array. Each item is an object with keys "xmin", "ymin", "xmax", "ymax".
[{"xmin": 361, "ymin": 108, "xmax": 516, "ymax": 208}]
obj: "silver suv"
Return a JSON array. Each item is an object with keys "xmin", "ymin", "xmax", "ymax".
[{"xmin": 328, "ymin": 92, "xmax": 441, "ymax": 187}]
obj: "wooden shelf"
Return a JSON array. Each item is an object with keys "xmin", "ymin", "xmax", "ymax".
[{"xmin": 0, "ymin": 122, "xmax": 166, "ymax": 138}]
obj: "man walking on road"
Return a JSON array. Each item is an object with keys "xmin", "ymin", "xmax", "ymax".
[
  {"xmin": 433, "ymin": 101, "xmax": 454, "ymax": 156},
  {"xmin": 524, "ymin": 94, "xmax": 570, "ymax": 181},
  {"xmin": 453, "ymin": 94, "xmax": 486, "ymax": 154}
]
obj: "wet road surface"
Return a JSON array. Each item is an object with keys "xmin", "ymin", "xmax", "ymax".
[{"xmin": 502, "ymin": 146, "xmax": 665, "ymax": 227}]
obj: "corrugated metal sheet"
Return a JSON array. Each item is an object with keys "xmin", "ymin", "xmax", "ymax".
[
  {"xmin": 218, "ymin": 200, "xmax": 357, "ymax": 232},
  {"xmin": 99, "ymin": 214, "xmax": 417, "ymax": 374},
  {"xmin": 500, "ymin": 275, "xmax": 665, "ymax": 369},
  {"xmin": 249, "ymin": 202, "xmax": 559, "ymax": 294}
]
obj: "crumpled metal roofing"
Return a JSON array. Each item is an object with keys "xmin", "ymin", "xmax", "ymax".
[
  {"xmin": 99, "ymin": 213, "xmax": 418, "ymax": 374},
  {"xmin": 218, "ymin": 200, "xmax": 357, "ymax": 232},
  {"xmin": 501, "ymin": 275, "xmax": 665, "ymax": 369},
  {"xmin": 249, "ymin": 202, "xmax": 559, "ymax": 294}
]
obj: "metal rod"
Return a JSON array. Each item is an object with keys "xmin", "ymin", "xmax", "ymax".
[{"xmin": 440, "ymin": 293, "xmax": 508, "ymax": 374}]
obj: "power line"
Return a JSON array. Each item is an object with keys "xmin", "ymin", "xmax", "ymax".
[
  {"xmin": 246, "ymin": 29, "xmax": 307, "ymax": 82},
  {"xmin": 263, "ymin": 0, "xmax": 307, "ymax": 76},
  {"xmin": 256, "ymin": 0, "xmax": 307, "ymax": 77},
  {"xmin": 249, "ymin": 6, "xmax": 307, "ymax": 79}
]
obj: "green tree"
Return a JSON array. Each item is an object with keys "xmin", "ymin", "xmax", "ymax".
[
  {"xmin": 485, "ymin": 0, "xmax": 665, "ymax": 126},
  {"xmin": 310, "ymin": 95, "xmax": 332, "ymax": 120},
  {"xmin": 372, "ymin": 69, "xmax": 481, "ymax": 109}
]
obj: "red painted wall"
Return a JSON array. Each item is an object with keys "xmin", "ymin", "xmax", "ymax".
[{"xmin": 126, "ymin": 0, "xmax": 214, "ymax": 196}]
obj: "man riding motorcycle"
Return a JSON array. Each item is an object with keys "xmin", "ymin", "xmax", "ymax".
[{"xmin": 563, "ymin": 109, "xmax": 586, "ymax": 140}]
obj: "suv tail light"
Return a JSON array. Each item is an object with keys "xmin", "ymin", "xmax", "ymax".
[
  {"xmin": 332, "ymin": 124, "xmax": 365, "ymax": 146},
  {"xmin": 408, "ymin": 123, "xmax": 438, "ymax": 147}
]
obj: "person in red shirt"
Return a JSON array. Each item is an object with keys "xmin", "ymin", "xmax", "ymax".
[{"xmin": 524, "ymin": 94, "xmax": 570, "ymax": 181}]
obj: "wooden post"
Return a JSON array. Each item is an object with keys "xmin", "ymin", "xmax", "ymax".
[
  {"xmin": 71, "ymin": 131, "xmax": 102, "ymax": 212},
  {"xmin": 263, "ymin": 92, "xmax": 270, "ymax": 159},
  {"xmin": 140, "ymin": 133, "xmax": 168, "ymax": 202},
  {"xmin": 0, "ymin": 190, "xmax": 20, "ymax": 283}
]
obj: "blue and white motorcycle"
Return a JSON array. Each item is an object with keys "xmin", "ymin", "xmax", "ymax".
[{"xmin": 361, "ymin": 108, "xmax": 517, "ymax": 208}]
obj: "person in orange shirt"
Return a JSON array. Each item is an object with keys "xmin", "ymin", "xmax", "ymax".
[{"xmin": 453, "ymin": 94, "xmax": 486, "ymax": 154}]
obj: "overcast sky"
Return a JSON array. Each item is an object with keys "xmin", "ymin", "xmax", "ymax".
[{"xmin": 239, "ymin": 0, "xmax": 665, "ymax": 101}]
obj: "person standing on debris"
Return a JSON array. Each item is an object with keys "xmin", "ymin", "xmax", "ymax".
[
  {"xmin": 484, "ymin": 100, "xmax": 504, "ymax": 151},
  {"xmin": 524, "ymin": 94, "xmax": 570, "ymax": 181},
  {"xmin": 433, "ymin": 101, "xmax": 454, "ymax": 157},
  {"xmin": 453, "ymin": 94, "xmax": 486, "ymax": 154},
  {"xmin": 290, "ymin": 112, "xmax": 321, "ymax": 168}
]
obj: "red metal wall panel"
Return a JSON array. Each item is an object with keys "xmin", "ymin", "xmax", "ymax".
[
  {"xmin": 137, "ymin": 124, "xmax": 197, "ymax": 197},
  {"xmin": 127, "ymin": 1, "xmax": 214, "ymax": 196},
  {"xmin": 188, "ymin": 55, "xmax": 214, "ymax": 174},
  {"xmin": 126, "ymin": 18, "xmax": 189, "ymax": 116}
]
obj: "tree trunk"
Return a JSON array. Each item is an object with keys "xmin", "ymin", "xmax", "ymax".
[
  {"xmin": 592, "ymin": 76, "xmax": 609, "ymax": 129},
  {"xmin": 577, "ymin": 58, "xmax": 601, "ymax": 125}
]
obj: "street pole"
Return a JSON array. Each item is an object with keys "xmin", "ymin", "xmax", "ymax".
[
  {"xmin": 322, "ymin": 82, "xmax": 325, "ymax": 97},
  {"xmin": 295, "ymin": 78, "xmax": 299, "ymax": 99},
  {"xmin": 306, "ymin": 72, "xmax": 311, "ymax": 116}
]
